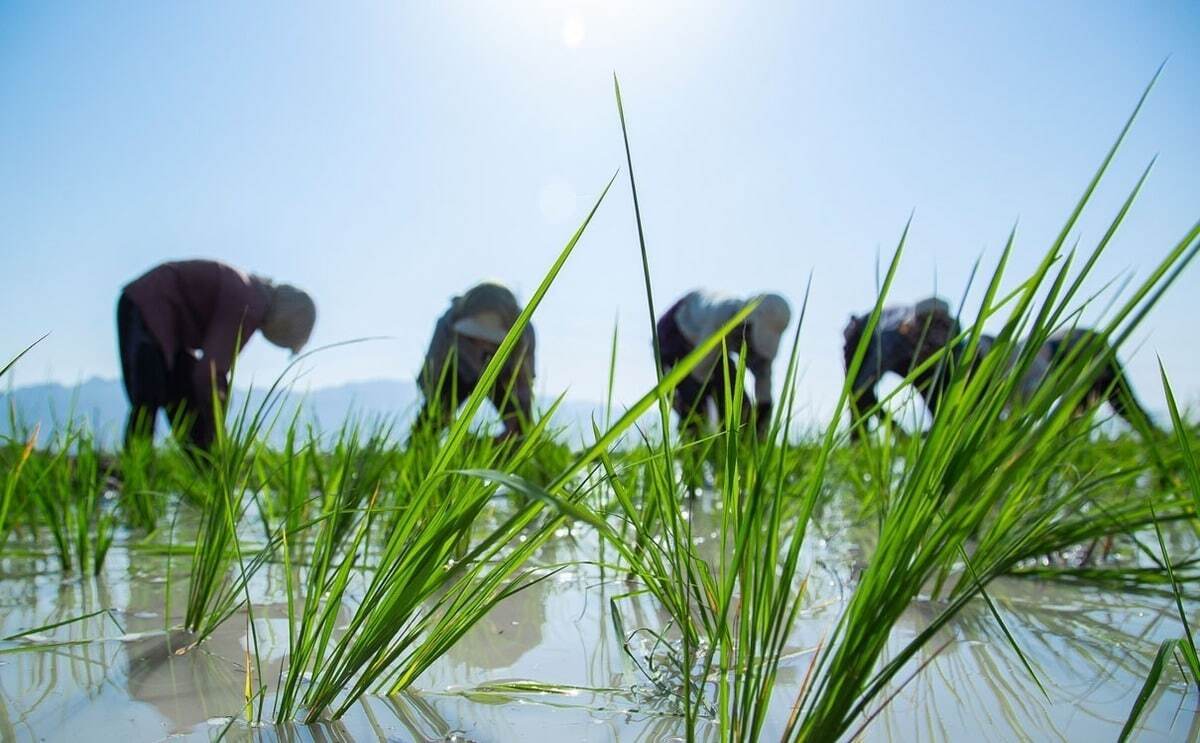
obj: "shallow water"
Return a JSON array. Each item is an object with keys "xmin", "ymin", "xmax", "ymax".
[{"xmin": 1, "ymin": 501, "xmax": 1198, "ymax": 742}]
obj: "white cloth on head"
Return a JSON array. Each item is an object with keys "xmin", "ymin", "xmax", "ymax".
[
  {"xmin": 674, "ymin": 291, "xmax": 747, "ymax": 387},
  {"xmin": 748, "ymin": 293, "xmax": 791, "ymax": 361}
]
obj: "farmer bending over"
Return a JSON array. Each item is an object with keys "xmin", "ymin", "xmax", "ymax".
[
  {"xmin": 976, "ymin": 327, "xmax": 1154, "ymax": 430},
  {"xmin": 656, "ymin": 290, "xmax": 791, "ymax": 437},
  {"xmin": 118, "ymin": 259, "xmax": 316, "ymax": 450},
  {"xmin": 414, "ymin": 281, "xmax": 535, "ymax": 440},
  {"xmin": 842, "ymin": 297, "xmax": 960, "ymax": 440}
]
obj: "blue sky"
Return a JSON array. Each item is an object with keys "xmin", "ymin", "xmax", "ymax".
[{"xmin": 2, "ymin": 1, "xmax": 1198, "ymax": 421}]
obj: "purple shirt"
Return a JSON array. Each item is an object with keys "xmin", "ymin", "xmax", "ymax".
[{"xmin": 123, "ymin": 260, "xmax": 269, "ymax": 397}]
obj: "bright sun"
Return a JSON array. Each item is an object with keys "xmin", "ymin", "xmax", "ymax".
[{"xmin": 561, "ymin": 15, "xmax": 586, "ymax": 48}]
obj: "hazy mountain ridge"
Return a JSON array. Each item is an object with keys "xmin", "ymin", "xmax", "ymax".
[{"xmin": 0, "ymin": 377, "xmax": 611, "ymax": 447}]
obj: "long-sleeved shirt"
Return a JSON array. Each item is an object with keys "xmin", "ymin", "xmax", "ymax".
[{"xmin": 122, "ymin": 260, "xmax": 270, "ymax": 400}]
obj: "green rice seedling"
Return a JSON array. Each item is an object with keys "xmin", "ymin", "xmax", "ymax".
[
  {"xmin": 1161, "ymin": 365, "xmax": 1200, "ymax": 523},
  {"xmin": 491, "ymin": 310, "xmax": 809, "ymax": 739},
  {"xmin": 21, "ymin": 425, "xmax": 117, "ymax": 575},
  {"xmin": 175, "ymin": 359, "xmax": 343, "ymax": 719},
  {"xmin": 488, "ymin": 310, "xmax": 824, "ymax": 742},
  {"xmin": 507, "ymin": 67, "xmax": 1200, "ymax": 743},
  {"xmin": 600, "ymin": 76, "xmax": 916, "ymax": 740},
  {"xmin": 931, "ymin": 228, "xmax": 1200, "ymax": 596},
  {"xmin": 182, "ymin": 353, "xmax": 303, "ymax": 639},
  {"xmin": 312, "ymin": 415, "xmax": 397, "ymax": 550},
  {"xmin": 0, "ymin": 337, "xmax": 47, "ymax": 550},
  {"xmin": 612, "ymin": 73, "xmax": 727, "ymax": 736},
  {"xmin": 114, "ymin": 433, "xmax": 168, "ymax": 532},
  {"xmin": 1118, "ymin": 365, "xmax": 1200, "ymax": 741},
  {"xmin": 461, "ymin": 320, "xmax": 786, "ymax": 715},
  {"xmin": 271, "ymin": 475, "xmax": 370, "ymax": 722},
  {"xmin": 272, "ymin": 173, "xmax": 617, "ymax": 722},
  {"xmin": 69, "ymin": 432, "xmax": 117, "ymax": 575},
  {"xmin": 0, "ymin": 427, "xmax": 38, "ymax": 553},
  {"xmin": 19, "ymin": 447, "xmax": 69, "ymax": 564},
  {"xmin": 786, "ymin": 69, "xmax": 1200, "ymax": 742},
  {"xmin": 1117, "ymin": 638, "xmax": 1180, "ymax": 742},
  {"xmin": 604, "ymin": 74, "xmax": 914, "ymax": 741},
  {"xmin": 247, "ymin": 409, "xmax": 321, "ymax": 548}
]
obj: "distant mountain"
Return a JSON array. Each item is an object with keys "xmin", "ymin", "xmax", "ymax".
[
  {"xmin": 1, "ymin": 377, "xmax": 130, "ymax": 443},
  {"xmin": 0, "ymin": 377, "xmax": 621, "ymax": 448}
]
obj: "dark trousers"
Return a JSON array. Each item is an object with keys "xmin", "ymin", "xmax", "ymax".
[
  {"xmin": 117, "ymin": 293, "xmax": 213, "ymax": 449},
  {"xmin": 657, "ymin": 301, "xmax": 745, "ymax": 433}
]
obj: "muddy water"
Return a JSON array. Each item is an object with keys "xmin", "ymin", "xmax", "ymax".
[{"xmin": 1, "ymin": 503, "xmax": 1197, "ymax": 742}]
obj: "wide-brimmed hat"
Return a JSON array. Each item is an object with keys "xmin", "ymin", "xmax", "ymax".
[
  {"xmin": 748, "ymin": 293, "xmax": 791, "ymax": 360},
  {"xmin": 452, "ymin": 310, "xmax": 511, "ymax": 345}
]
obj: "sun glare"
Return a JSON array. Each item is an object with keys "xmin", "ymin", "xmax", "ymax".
[{"xmin": 561, "ymin": 15, "xmax": 586, "ymax": 48}]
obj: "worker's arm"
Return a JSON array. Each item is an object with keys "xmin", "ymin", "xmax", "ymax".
[
  {"xmin": 191, "ymin": 280, "xmax": 255, "ymax": 429},
  {"xmin": 749, "ymin": 354, "xmax": 773, "ymax": 437}
]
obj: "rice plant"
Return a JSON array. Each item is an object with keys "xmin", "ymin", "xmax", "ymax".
[
  {"xmin": 271, "ymin": 171, "xmax": 619, "ymax": 722},
  {"xmin": 1118, "ymin": 365, "xmax": 1200, "ymax": 741},
  {"xmin": 489, "ymin": 67, "xmax": 1200, "ymax": 743},
  {"xmin": 182, "ymin": 355, "xmax": 300, "ymax": 639},
  {"xmin": 786, "ymin": 68, "xmax": 1200, "ymax": 743},
  {"xmin": 1, "ymin": 68, "xmax": 1198, "ymax": 743}
]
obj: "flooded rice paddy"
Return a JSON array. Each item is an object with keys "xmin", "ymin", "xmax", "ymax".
[{"xmin": 2, "ymin": 496, "xmax": 1196, "ymax": 742}]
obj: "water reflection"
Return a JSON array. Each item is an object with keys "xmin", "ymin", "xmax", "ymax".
[
  {"xmin": 863, "ymin": 580, "xmax": 1199, "ymax": 741},
  {"xmin": 2, "ymin": 512, "xmax": 1199, "ymax": 741}
]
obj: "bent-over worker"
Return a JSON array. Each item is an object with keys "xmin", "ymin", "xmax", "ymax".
[
  {"xmin": 656, "ymin": 290, "xmax": 791, "ymax": 436},
  {"xmin": 414, "ymin": 281, "xmax": 535, "ymax": 439},
  {"xmin": 118, "ymin": 259, "xmax": 316, "ymax": 449}
]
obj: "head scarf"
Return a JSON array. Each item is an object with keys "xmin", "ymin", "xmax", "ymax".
[
  {"xmin": 259, "ymin": 281, "xmax": 316, "ymax": 354},
  {"xmin": 747, "ymin": 292, "xmax": 791, "ymax": 361}
]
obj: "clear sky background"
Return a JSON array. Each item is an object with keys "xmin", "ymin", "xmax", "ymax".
[{"xmin": 2, "ymin": 1, "xmax": 1198, "ymax": 423}]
